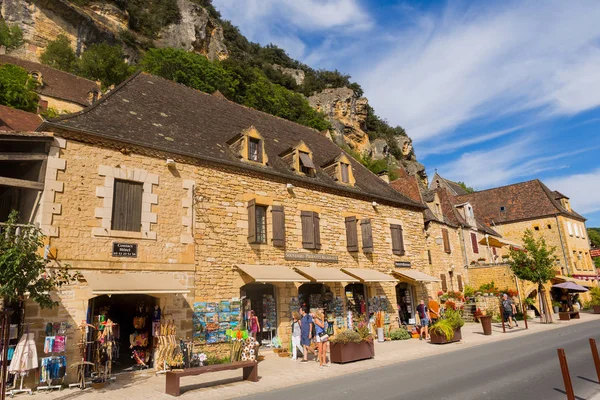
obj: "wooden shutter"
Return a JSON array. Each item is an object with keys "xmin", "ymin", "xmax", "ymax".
[
  {"xmin": 345, "ymin": 216, "xmax": 358, "ymax": 252},
  {"xmin": 440, "ymin": 274, "xmax": 447, "ymax": 291},
  {"xmin": 271, "ymin": 205, "xmax": 285, "ymax": 247},
  {"xmin": 247, "ymin": 199, "xmax": 256, "ymax": 243},
  {"xmin": 442, "ymin": 228, "xmax": 451, "ymax": 253},
  {"xmin": 492, "ymin": 247, "xmax": 497, "ymax": 256},
  {"xmin": 471, "ymin": 232, "xmax": 479, "ymax": 254},
  {"xmin": 313, "ymin": 212, "xmax": 321, "ymax": 250},
  {"xmin": 390, "ymin": 224, "xmax": 405, "ymax": 256},
  {"xmin": 361, "ymin": 218, "xmax": 373, "ymax": 253},
  {"xmin": 457, "ymin": 275, "xmax": 463, "ymax": 292},
  {"xmin": 257, "ymin": 140, "xmax": 263, "ymax": 163},
  {"xmin": 301, "ymin": 211, "xmax": 315, "ymax": 249},
  {"xmin": 341, "ymin": 163, "xmax": 349, "ymax": 183},
  {"xmin": 427, "ymin": 249, "xmax": 432, "ymax": 264},
  {"xmin": 111, "ymin": 179, "xmax": 142, "ymax": 232}
]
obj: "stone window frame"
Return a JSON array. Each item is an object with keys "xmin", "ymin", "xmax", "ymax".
[
  {"xmin": 227, "ymin": 126, "xmax": 269, "ymax": 166},
  {"xmin": 279, "ymin": 141, "xmax": 315, "ymax": 177},
  {"xmin": 322, "ymin": 153, "xmax": 356, "ymax": 187},
  {"xmin": 93, "ymin": 165, "xmax": 158, "ymax": 240}
]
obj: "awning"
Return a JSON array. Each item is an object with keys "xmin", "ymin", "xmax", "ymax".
[
  {"xmin": 393, "ymin": 269, "xmax": 441, "ymax": 283},
  {"xmin": 235, "ymin": 264, "xmax": 310, "ymax": 283},
  {"xmin": 340, "ymin": 268, "xmax": 396, "ymax": 283},
  {"xmin": 85, "ymin": 272, "xmax": 190, "ymax": 295},
  {"xmin": 293, "ymin": 267, "xmax": 358, "ymax": 283},
  {"xmin": 479, "ymin": 235, "xmax": 522, "ymax": 249},
  {"xmin": 554, "ymin": 275, "xmax": 594, "ymax": 288}
]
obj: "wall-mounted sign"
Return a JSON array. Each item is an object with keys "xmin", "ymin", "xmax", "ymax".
[
  {"xmin": 285, "ymin": 252, "xmax": 338, "ymax": 263},
  {"xmin": 394, "ymin": 261, "xmax": 412, "ymax": 268},
  {"xmin": 112, "ymin": 242, "xmax": 137, "ymax": 258},
  {"xmin": 590, "ymin": 249, "xmax": 600, "ymax": 258}
]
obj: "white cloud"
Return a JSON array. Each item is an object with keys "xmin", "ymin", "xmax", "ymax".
[
  {"xmin": 546, "ymin": 169, "xmax": 600, "ymax": 215},
  {"xmin": 357, "ymin": 0, "xmax": 600, "ymax": 143}
]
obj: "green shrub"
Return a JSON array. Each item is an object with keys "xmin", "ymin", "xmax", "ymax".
[
  {"xmin": 464, "ymin": 285, "xmax": 475, "ymax": 298},
  {"xmin": 0, "ymin": 64, "xmax": 39, "ymax": 112},
  {"xmin": 77, "ymin": 43, "xmax": 134, "ymax": 89},
  {"xmin": 444, "ymin": 309, "xmax": 465, "ymax": 329},
  {"xmin": 430, "ymin": 319, "xmax": 455, "ymax": 341},
  {"xmin": 40, "ymin": 34, "xmax": 77, "ymax": 73},
  {"xmin": 389, "ymin": 328, "xmax": 411, "ymax": 340},
  {"xmin": 330, "ymin": 330, "xmax": 362, "ymax": 344},
  {"xmin": 0, "ymin": 20, "xmax": 23, "ymax": 49},
  {"xmin": 589, "ymin": 287, "xmax": 600, "ymax": 306}
]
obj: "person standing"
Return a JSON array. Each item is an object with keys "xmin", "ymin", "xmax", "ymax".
[
  {"xmin": 416, "ymin": 300, "xmax": 430, "ymax": 340},
  {"xmin": 428, "ymin": 296, "xmax": 440, "ymax": 323},
  {"xmin": 313, "ymin": 310, "xmax": 329, "ymax": 369},
  {"xmin": 249, "ymin": 310, "xmax": 260, "ymax": 340},
  {"xmin": 502, "ymin": 294, "xmax": 514, "ymax": 328},
  {"xmin": 299, "ymin": 308, "xmax": 315, "ymax": 363},
  {"xmin": 290, "ymin": 312, "xmax": 303, "ymax": 361}
]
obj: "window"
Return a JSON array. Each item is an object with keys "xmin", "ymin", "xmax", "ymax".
[
  {"xmin": 457, "ymin": 275, "xmax": 463, "ymax": 292},
  {"xmin": 440, "ymin": 274, "xmax": 448, "ymax": 291},
  {"xmin": 567, "ymin": 221, "xmax": 573, "ymax": 236},
  {"xmin": 500, "ymin": 206, "xmax": 505, "ymax": 212},
  {"xmin": 248, "ymin": 137, "xmax": 262, "ymax": 162},
  {"xmin": 271, "ymin": 205, "xmax": 285, "ymax": 247},
  {"xmin": 574, "ymin": 224, "xmax": 580, "ymax": 237},
  {"xmin": 301, "ymin": 211, "xmax": 321, "ymax": 250},
  {"xmin": 111, "ymin": 179, "xmax": 143, "ymax": 232},
  {"xmin": 341, "ymin": 162, "xmax": 350, "ymax": 183},
  {"xmin": 299, "ymin": 151, "xmax": 315, "ymax": 175},
  {"xmin": 442, "ymin": 228, "xmax": 451, "ymax": 253},
  {"xmin": 534, "ymin": 226, "xmax": 540, "ymax": 231},
  {"xmin": 247, "ymin": 200, "xmax": 267, "ymax": 244},
  {"xmin": 345, "ymin": 216, "xmax": 358, "ymax": 252},
  {"xmin": 492, "ymin": 247, "xmax": 497, "ymax": 256},
  {"xmin": 390, "ymin": 224, "xmax": 405, "ymax": 256},
  {"xmin": 361, "ymin": 219, "xmax": 373, "ymax": 253},
  {"xmin": 435, "ymin": 203, "xmax": 441, "ymax": 216},
  {"xmin": 467, "ymin": 206, "xmax": 474, "ymax": 218},
  {"xmin": 581, "ymin": 225, "xmax": 586, "ymax": 239},
  {"xmin": 547, "ymin": 224, "xmax": 552, "ymax": 229},
  {"xmin": 470, "ymin": 232, "xmax": 479, "ymax": 254}
]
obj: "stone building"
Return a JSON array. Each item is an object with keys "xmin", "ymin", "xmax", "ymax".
[
  {"xmin": 0, "ymin": 55, "xmax": 101, "ymax": 113},
  {"xmin": 8, "ymin": 71, "xmax": 439, "ymax": 378}
]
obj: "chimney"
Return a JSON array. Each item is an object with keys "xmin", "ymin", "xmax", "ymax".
[{"xmin": 378, "ymin": 172, "xmax": 390, "ymax": 183}]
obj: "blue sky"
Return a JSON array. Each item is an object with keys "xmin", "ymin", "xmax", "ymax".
[{"xmin": 213, "ymin": 0, "xmax": 600, "ymax": 227}]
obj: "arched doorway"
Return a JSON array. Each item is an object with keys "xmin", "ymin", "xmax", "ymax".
[
  {"xmin": 240, "ymin": 283, "xmax": 276, "ymax": 344},
  {"xmin": 396, "ymin": 282, "xmax": 416, "ymax": 325},
  {"xmin": 526, "ymin": 289, "xmax": 540, "ymax": 316},
  {"xmin": 88, "ymin": 294, "xmax": 158, "ymax": 371}
]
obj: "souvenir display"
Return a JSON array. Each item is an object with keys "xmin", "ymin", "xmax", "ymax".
[
  {"xmin": 262, "ymin": 294, "xmax": 276, "ymax": 330},
  {"xmin": 38, "ymin": 322, "xmax": 70, "ymax": 391},
  {"xmin": 193, "ymin": 298, "xmax": 241, "ymax": 343},
  {"xmin": 129, "ymin": 302, "xmax": 151, "ymax": 369},
  {"xmin": 154, "ymin": 320, "xmax": 183, "ymax": 372}
]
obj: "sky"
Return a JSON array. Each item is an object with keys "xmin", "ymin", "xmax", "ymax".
[{"xmin": 213, "ymin": 0, "xmax": 600, "ymax": 227}]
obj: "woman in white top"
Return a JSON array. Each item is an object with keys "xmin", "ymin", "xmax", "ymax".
[{"xmin": 290, "ymin": 312, "xmax": 303, "ymax": 361}]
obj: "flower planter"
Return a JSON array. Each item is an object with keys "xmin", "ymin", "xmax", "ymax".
[
  {"xmin": 430, "ymin": 327, "xmax": 462, "ymax": 344},
  {"xmin": 593, "ymin": 305, "xmax": 600, "ymax": 314},
  {"xmin": 330, "ymin": 340, "xmax": 374, "ymax": 364},
  {"xmin": 479, "ymin": 315, "xmax": 492, "ymax": 335}
]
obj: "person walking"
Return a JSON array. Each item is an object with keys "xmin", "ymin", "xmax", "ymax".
[
  {"xmin": 502, "ymin": 294, "xmax": 515, "ymax": 328},
  {"xmin": 290, "ymin": 312, "xmax": 303, "ymax": 361},
  {"xmin": 416, "ymin": 299, "xmax": 430, "ymax": 340},
  {"xmin": 249, "ymin": 310, "xmax": 260, "ymax": 340},
  {"xmin": 313, "ymin": 310, "xmax": 329, "ymax": 369},
  {"xmin": 299, "ymin": 308, "xmax": 316, "ymax": 363}
]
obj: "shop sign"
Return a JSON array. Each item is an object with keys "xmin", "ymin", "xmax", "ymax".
[
  {"xmin": 590, "ymin": 249, "xmax": 600, "ymax": 258},
  {"xmin": 112, "ymin": 242, "xmax": 137, "ymax": 257},
  {"xmin": 284, "ymin": 252, "xmax": 338, "ymax": 263},
  {"xmin": 394, "ymin": 261, "xmax": 412, "ymax": 268}
]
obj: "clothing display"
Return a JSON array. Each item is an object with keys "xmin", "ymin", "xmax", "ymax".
[
  {"xmin": 9, "ymin": 333, "xmax": 38, "ymax": 374},
  {"xmin": 43, "ymin": 337, "xmax": 55, "ymax": 354},
  {"xmin": 40, "ymin": 356, "xmax": 66, "ymax": 383}
]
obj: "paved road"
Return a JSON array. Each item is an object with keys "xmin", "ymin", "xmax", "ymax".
[{"xmin": 239, "ymin": 320, "xmax": 600, "ymax": 400}]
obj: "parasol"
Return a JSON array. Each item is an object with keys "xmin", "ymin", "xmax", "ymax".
[{"xmin": 552, "ymin": 281, "xmax": 589, "ymax": 292}]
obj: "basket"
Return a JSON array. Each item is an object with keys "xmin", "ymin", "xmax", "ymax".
[
  {"xmin": 277, "ymin": 351, "xmax": 290, "ymax": 358},
  {"xmin": 273, "ymin": 348, "xmax": 283, "ymax": 353},
  {"xmin": 92, "ymin": 381, "xmax": 106, "ymax": 390}
]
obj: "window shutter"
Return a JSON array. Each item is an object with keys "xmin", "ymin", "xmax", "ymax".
[
  {"xmin": 301, "ymin": 211, "xmax": 315, "ymax": 249},
  {"xmin": 112, "ymin": 179, "xmax": 142, "ymax": 232},
  {"xmin": 567, "ymin": 222, "xmax": 573, "ymax": 236},
  {"xmin": 457, "ymin": 275, "xmax": 463, "ymax": 292},
  {"xmin": 313, "ymin": 212, "xmax": 321, "ymax": 250},
  {"xmin": 440, "ymin": 274, "xmax": 447, "ymax": 291},
  {"xmin": 442, "ymin": 228, "xmax": 451, "ymax": 253},
  {"xmin": 390, "ymin": 224, "xmax": 405, "ymax": 256},
  {"xmin": 427, "ymin": 249, "xmax": 432, "ymax": 264},
  {"xmin": 257, "ymin": 140, "xmax": 263, "ymax": 163},
  {"xmin": 271, "ymin": 205, "xmax": 285, "ymax": 247},
  {"xmin": 492, "ymin": 247, "xmax": 497, "ymax": 256},
  {"xmin": 341, "ymin": 163, "xmax": 349, "ymax": 183},
  {"xmin": 247, "ymin": 199, "xmax": 256, "ymax": 243},
  {"xmin": 345, "ymin": 216, "xmax": 358, "ymax": 252},
  {"xmin": 361, "ymin": 219, "xmax": 373, "ymax": 253},
  {"xmin": 471, "ymin": 232, "xmax": 479, "ymax": 254}
]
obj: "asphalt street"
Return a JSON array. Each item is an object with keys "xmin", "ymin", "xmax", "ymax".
[{"xmin": 239, "ymin": 320, "xmax": 600, "ymax": 400}]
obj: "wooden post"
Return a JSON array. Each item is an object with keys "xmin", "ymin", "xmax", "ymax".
[
  {"xmin": 522, "ymin": 303, "xmax": 528, "ymax": 329},
  {"xmin": 557, "ymin": 348, "xmax": 575, "ymax": 400},
  {"xmin": 500, "ymin": 302, "xmax": 506, "ymax": 333},
  {"xmin": 590, "ymin": 338, "xmax": 600, "ymax": 383}
]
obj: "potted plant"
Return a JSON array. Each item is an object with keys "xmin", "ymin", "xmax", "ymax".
[
  {"xmin": 589, "ymin": 287, "xmax": 600, "ymax": 314},
  {"xmin": 429, "ymin": 309, "xmax": 464, "ymax": 344},
  {"xmin": 329, "ymin": 328, "xmax": 375, "ymax": 363},
  {"xmin": 552, "ymin": 301, "xmax": 561, "ymax": 314},
  {"xmin": 524, "ymin": 297, "xmax": 536, "ymax": 319}
]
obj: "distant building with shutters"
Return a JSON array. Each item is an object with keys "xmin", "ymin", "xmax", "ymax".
[{"xmin": 12, "ymin": 71, "xmax": 441, "ymax": 371}]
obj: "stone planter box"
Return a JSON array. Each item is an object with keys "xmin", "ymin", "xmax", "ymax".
[
  {"xmin": 593, "ymin": 305, "xmax": 600, "ymax": 314},
  {"xmin": 330, "ymin": 340, "xmax": 374, "ymax": 363},
  {"xmin": 430, "ymin": 327, "xmax": 462, "ymax": 344}
]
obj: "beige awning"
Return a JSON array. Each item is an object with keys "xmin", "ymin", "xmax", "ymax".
[
  {"xmin": 479, "ymin": 235, "xmax": 522, "ymax": 248},
  {"xmin": 393, "ymin": 269, "xmax": 441, "ymax": 283},
  {"xmin": 235, "ymin": 264, "xmax": 310, "ymax": 283},
  {"xmin": 293, "ymin": 267, "xmax": 359, "ymax": 283},
  {"xmin": 85, "ymin": 272, "xmax": 190, "ymax": 295},
  {"xmin": 554, "ymin": 275, "xmax": 594, "ymax": 288},
  {"xmin": 340, "ymin": 268, "xmax": 396, "ymax": 283}
]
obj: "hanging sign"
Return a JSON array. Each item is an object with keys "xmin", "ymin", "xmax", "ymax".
[
  {"xmin": 394, "ymin": 261, "xmax": 412, "ymax": 268},
  {"xmin": 285, "ymin": 252, "xmax": 338, "ymax": 263},
  {"xmin": 590, "ymin": 249, "xmax": 600, "ymax": 258},
  {"xmin": 112, "ymin": 242, "xmax": 138, "ymax": 257}
]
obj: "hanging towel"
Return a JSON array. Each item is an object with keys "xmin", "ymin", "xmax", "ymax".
[
  {"xmin": 53, "ymin": 336, "xmax": 66, "ymax": 353},
  {"xmin": 9, "ymin": 333, "xmax": 38, "ymax": 373},
  {"xmin": 44, "ymin": 336, "xmax": 55, "ymax": 354}
]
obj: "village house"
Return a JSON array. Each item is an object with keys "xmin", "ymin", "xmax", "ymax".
[
  {"xmin": 0, "ymin": 55, "xmax": 101, "ymax": 113},
  {"xmin": 0, "ymin": 71, "xmax": 445, "ymax": 380}
]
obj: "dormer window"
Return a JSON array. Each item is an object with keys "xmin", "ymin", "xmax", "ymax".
[
  {"xmin": 321, "ymin": 153, "xmax": 356, "ymax": 186},
  {"xmin": 227, "ymin": 126, "xmax": 268, "ymax": 166},
  {"xmin": 299, "ymin": 151, "xmax": 315, "ymax": 175},
  {"xmin": 279, "ymin": 141, "xmax": 316, "ymax": 177},
  {"xmin": 248, "ymin": 137, "xmax": 262, "ymax": 162}
]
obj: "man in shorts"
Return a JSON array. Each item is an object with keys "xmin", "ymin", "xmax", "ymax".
[
  {"xmin": 502, "ymin": 294, "xmax": 515, "ymax": 328},
  {"xmin": 416, "ymin": 299, "xmax": 430, "ymax": 340}
]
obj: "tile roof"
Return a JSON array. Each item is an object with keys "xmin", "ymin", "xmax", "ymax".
[
  {"xmin": 0, "ymin": 105, "xmax": 43, "ymax": 132},
  {"xmin": 389, "ymin": 168, "xmax": 423, "ymax": 204},
  {"xmin": 430, "ymin": 172, "xmax": 468, "ymax": 196},
  {"xmin": 42, "ymin": 72, "xmax": 424, "ymax": 209},
  {"xmin": 0, "ymin": 55, "xmax": 100, "ymax": 106},
  {"xmin": 457, "ymin": 179, "xmax": 586, "ymax": 224}
]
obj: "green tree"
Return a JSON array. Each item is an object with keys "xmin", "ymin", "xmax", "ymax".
[
  {"xmin": 40, "ymin": 34, "xmax": 77, "ymax": 72},
  {"xmin": 508, "ymin": 229, "xmax": 557, "ymax": 323},
  {"xmin": 588, "ymin": 228, "xmax": 600, "ymax": 248},
  {"xmin": 0, "ymin": 64, "xmax": 39, "ymax": 112},
  {"xmin": 77, "ymin": 43, "xmax": 134, "ymax": 89},
  {"xmin": 0, "ymin": 211, "xmax": 78, "ymax": 310},
  {"xmin": 457, "ymin": 181, "xmax": 475, "ymax": 193},
  {"xmin": 0, "ymin": 20, "xmax": 24, "ymax": 49}
]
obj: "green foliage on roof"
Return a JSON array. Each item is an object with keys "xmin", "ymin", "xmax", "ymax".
[{"xmin": 0, "ymin": 64, "xmax": 39, "ymax": 112}]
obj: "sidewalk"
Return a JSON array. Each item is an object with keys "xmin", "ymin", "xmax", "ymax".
[{"xmin": 33, "ymin": 312, "xmax": 599, "ymax": 400}]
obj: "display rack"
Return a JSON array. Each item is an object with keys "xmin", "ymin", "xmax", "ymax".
[{"xmin": 38, "ymin": 322, "xmax": 69, "ymax": 392}]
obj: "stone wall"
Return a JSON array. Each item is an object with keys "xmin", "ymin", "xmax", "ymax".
[
  {"xmin": 425, "ymin": 221, "xmax": 467, "ymax": 293},
  {"xmin": 468, "ymin": 263, "xmax": 517, "ymax": 291}
]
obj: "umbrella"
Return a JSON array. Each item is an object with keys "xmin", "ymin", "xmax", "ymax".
[{"xmin": 552, "ymin": 282, "xmax": 589, "ymax": 292}]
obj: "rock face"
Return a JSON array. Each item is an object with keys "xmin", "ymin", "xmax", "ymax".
[
  {"xmin": 272, "ymin": 64, "xmax": 305, "ymax": 85},
  {"xmin": 308, "ymin": 87, "xmax": 371, "ymax": 154},
  {"xmin": 158, "ymin": 0, "xmax": 228, "ymax": 61},
  {"xmin": 395, "ymin": 136, "xmax": 427, "ymax": 185}
]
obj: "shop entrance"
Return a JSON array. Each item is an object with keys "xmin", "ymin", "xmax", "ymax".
[
  {"xmin": 298, "ymin": 283, "xmax": 334, "ymax": 334},
  {"xmin": 240, "ymin": 283, "xmax": 276, "ymax": 345},
  {"xmin": 396, "ymin": 283, "xmax": 415, "ymax": 325},
  {"xmin": 345, "ymin": 283, "xmax": 367, "ymax": 317},
  {"xmin": 88, "ymin": 294, "xmax": 158, "ymax": 372}
]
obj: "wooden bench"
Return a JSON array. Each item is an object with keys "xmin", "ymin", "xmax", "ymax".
[
  {"xmin": 165, "ymin": 361, "xmax": 258, "ymax": 397},
  {"xmin": 559, "ymin": 311, "xmax": 580, "ymax": 321}
]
